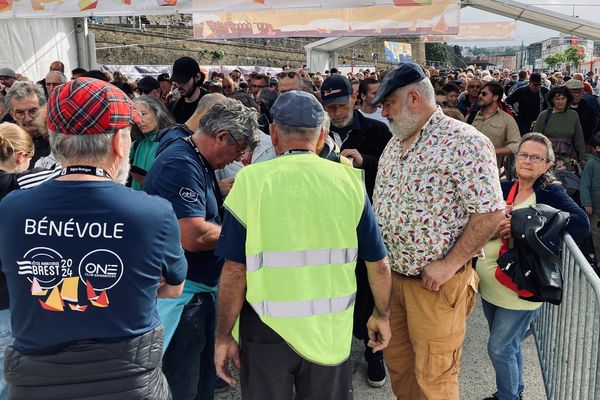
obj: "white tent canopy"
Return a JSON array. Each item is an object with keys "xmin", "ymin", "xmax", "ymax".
[
  {"xmin": 2, "ymin": 0, "xmax": 600, "ymax": 79},
  {"xmin": 462, "ymin": 0, "xmax": 600, "ymax": 41},
  {"xmin": 303, "ymin": 0, "xmax": 600, "ymax": 71},
  {"xmin": 305, "ymin": 37, "xmax": 373, "ymax": 73}
]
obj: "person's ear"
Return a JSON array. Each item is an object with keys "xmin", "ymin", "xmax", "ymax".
[
  {"xmin": 315, "ymin": 126, "xmax": 326, "ymax": 152},
  {"xmin": 270, "ymin": 124, "xmax": 279, "ymax": 147},
  {"xmin": 215, "ymin": 130, "xmax": 229, "ymax": 145}
]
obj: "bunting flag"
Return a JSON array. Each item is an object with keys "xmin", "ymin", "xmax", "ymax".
[
  {"xmin": 193, "ymin": 2, "xmax": 459, "ymax": 39},
  {"xmin": 0, "ymin": 0, "xmax": 457, "ymax": 22}
]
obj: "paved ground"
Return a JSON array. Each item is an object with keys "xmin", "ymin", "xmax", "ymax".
[{"xmin": 216, "ymin": 297, "xmax": 547, "ymax": 400}]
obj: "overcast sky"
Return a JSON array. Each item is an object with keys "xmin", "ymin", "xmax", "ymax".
[{"xmin": 449, "ymin": 0, "xmax": 600, "ymax": 48}]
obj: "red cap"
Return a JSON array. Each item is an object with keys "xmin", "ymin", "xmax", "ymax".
[{"xmin": 47, "ymin": 78, "xmax": 141, "ymax": 135}]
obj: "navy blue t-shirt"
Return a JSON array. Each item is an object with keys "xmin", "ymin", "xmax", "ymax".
[
  {"xmin": 144, "ymin": 136, "xmax": 223, "ymax": 286},
  {"xmin": 217, "ymin": 193, "xmax": 387, "ymax": 264},
  {"xmin": 0, "ymin": 180, "xmax": 187, "ymax": 354}
]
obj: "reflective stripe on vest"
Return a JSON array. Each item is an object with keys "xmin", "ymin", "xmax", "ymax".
[
  {"xmin": 251, "ymin": 293, "xmax": 356, "ymax": 319},
  {"xmin": 246, "ymin": 248, "xmax": 358, "ymax": 272}
]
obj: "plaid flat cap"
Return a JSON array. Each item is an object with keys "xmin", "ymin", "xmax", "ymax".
[{"xmin": 47, "ymin": 78, "xmax": 141, "ymax": 135}]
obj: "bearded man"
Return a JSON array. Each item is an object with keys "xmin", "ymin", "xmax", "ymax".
[
  {"xmin": 320, "ymin": 74, "xmax": 392, "ymax": 388},
  {"xmin": 372, "ymin": 63, "xmax": 505, "ymax": 400}
]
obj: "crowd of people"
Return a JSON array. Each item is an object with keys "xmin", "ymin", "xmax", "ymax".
[{"xmin": 0, "ymin": 56, "xmax": 597, "ymax": 400}]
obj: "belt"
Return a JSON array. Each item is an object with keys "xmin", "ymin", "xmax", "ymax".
[{"xmin": 398, "ymin": 265, "xmax": 466, "ymax": 280}]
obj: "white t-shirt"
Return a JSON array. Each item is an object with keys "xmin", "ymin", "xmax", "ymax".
[{"xmin": 359, "ymin": 108, "xmax": 389, "ymax": 127}]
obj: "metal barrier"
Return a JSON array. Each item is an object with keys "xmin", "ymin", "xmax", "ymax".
[{"xmin": 533, "ymin": 234, "xmax": 600, "ymax": 400}]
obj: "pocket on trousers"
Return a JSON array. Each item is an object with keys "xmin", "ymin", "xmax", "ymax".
[
  {"xmin": 465, "ymin": 272, "xmax": 479, "ymax": 317},
  {"xmin": 424, "ymin": 330, "xmax": 464, "ymax": 380}
]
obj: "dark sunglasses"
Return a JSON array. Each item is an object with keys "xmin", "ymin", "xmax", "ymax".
[{"xmin": 277, "ymin": 71, "xmax": 299, "ymax": 79}]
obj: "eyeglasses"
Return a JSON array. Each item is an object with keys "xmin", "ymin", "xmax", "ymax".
[
  {"xmin": 516, "ymin": 152, "xmax": 546, "ymax": 163},
  {"xmin": 12, "ymin": 107, "xmax": 39, "ymax": 119},
  {"xmin": 46, "ymin": 82, "xmax": 62, "ymax": 88},
  {"xmin": 479, "ymin": 91, "xmax": 489, "ymax": 97},
  {"xmin": 227, "ymin": 132, "xmax": 246, "ymax": 155},
  {"xmin": 276, "ymin": 71, "xmax": 299, "ymax": 79}
]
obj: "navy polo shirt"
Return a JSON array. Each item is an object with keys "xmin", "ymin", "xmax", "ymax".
[
  {"xmin": 0, "ymin": 181, "xmax": 187, "ymax": 354},
  {"xmin": 144, "ymin": 136, "xmax": 223, "ymax": 287}
]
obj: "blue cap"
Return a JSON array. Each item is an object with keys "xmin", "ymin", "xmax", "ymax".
[
  {"xmin": 371, "ymin": 63, "xmax": 427, "ymax": 106},
  {"xmin": 270, "ymin": 90, "xmax": 324, "ymax": 128},
  {"xmin": 320, "ymin": 75, "xmax": 352, "ymax": 106}
]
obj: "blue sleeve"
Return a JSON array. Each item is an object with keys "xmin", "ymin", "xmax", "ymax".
[
  {"xmin": 579, "ymin": 163, "xmax": 593, "ymax": 207},
  {"xmin": 160, "ymin": 206, "xmax": 188, "ymax": 285},
  {"xmin": 543, "ymin": 184, "xmax": 590, "ymax": 239},
  {"xmin": 215, "ymin": 209, "xmax": 247, "ymax": 264},
  {"xmin": 357, "ymin": 194, "xmax": 387, "ymax": 262},
  {"xmin": 151, "ymin": 159, "xmax": 207, "ymax": 219}
]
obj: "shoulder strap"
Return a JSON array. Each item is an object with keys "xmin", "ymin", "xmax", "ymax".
[
  {"xmin": 129, "ymin": 138, "xmax": 143, "ymax": 164},
  {"xmin": 541, "ymin": 109, "xmax": 552, "ymax": 133},
  {"xmin": 466, "ymin": 111, "xmax": 477, "ymax": 125},
  {"xmin": 498, "ymin": 182, "xmax": 519, "ymax": 256}
]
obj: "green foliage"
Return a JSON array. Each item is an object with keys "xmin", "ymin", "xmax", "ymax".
[
  {"xmin": 564, "ymin": 45, "xmax": 584, "ymax": 69},
  {"xmin": 425, "ymin": 43, "xmax": 449, "ymax": 64},
  {"xmin": 544, "ymin": 52, "xmax": 565, "ymax": 69},
  {"xmin": 210, "ymin": 49, "xmax": 225, "ymax": 60}
]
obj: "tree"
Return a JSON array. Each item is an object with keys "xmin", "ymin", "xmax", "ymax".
[
  {"xmin": 544, "ymin": 52, "xmax": 565, "ymax": 70},
  {"xmin": 425, "ymin": 43, "xmax": 449, "ymax": 65},
  {"xmin": 564, "ymin": 45, "xmax": 585, "ymax": 70}
]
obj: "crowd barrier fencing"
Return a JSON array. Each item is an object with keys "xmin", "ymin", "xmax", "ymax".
[{"xmin": 533, "ymin": 233, "xmax": 600, "ymax": 400}]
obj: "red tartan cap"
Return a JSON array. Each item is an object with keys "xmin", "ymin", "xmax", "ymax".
[{"xmin": 47, "ymin": 78, "xmax": 141, "ymax": 135}]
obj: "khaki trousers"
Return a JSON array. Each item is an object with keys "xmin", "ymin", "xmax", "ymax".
[{"xmin": 384, "ymin": 264, "xmax": 478, "ymax": 400}]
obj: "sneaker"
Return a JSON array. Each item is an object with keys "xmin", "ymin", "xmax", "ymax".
[
  {"xmin": 482, "ymin": 392, "xmax": 524, "ymax": 400},
  {"xmin": 366, "ymin": 358, "xmax": 386, "ymax": 387},
  {"xmin": 214, "ymin": 376, "xmax": 229, "ymax": 393}
]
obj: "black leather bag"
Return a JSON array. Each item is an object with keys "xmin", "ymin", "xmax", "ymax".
[{"xmin": 497, "ymin": 204, "xmax": 570, "ymax": 305}]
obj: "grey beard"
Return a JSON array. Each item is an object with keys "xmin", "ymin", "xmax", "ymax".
[{"xmin": 115, "ymin": 158, "xmax": 131, "ymax": 185}]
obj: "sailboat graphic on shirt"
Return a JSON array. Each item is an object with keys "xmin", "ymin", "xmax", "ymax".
[
  {"xmin": 36, "ymin": 276, "xmax": 89, "ymax": 312},
  {"xmin": 86, "ymin": 280, "xmax": 109, "ymax": 308}
]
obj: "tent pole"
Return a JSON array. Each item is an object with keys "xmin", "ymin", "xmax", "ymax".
[{"xmin": 74, "ymin": 17, "xmax": 90, "ymax": 70}]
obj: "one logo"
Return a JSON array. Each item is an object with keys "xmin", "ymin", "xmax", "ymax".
[
  {"xmin": 96, "ymin": 168, "xmax": 104, "ymax": 177},
  {"xmin": 179, "ymin": 187, "xmax": 199, "ymax": 203},
  {"xmin": 18, "ymin": 247, "xmax": 71, "ymax": 289},
  {"xmin": 78, "ymin": 249, "xmax": 124, "ymax": 291}
]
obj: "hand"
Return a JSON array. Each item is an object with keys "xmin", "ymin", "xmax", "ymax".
[
  {"xmin": 214, "ymin": 335, "xmax": 241, "ymax": 387},
  {"xmin": 219, "ymin": 178, "xmax": 235, "ymax": 196},
  {"xmin": 498, "ymin": 215, "xmax": 512, "ymax": 239},
  {"xmin": 421, "ymin": 259, "xmax": 458, "ymax": 291},
  {"xmin": 340, "ymin": 149, "xmax": 364, "ymax": 168},
  {"xmin": 129, "ymin": 171, "xmax": 145, "ymax": 185},
  {"xmin": 585, "ymin": 206, "xmax": 593, "ymax": 215},
  {"xmin": 366, "ymin": 312, "xmax": 391, "ymax": 353}
]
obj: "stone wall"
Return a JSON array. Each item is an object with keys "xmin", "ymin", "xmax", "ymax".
[{"xmin": 91, "ymin": 23, "xmax": 422, "ymax": 72}]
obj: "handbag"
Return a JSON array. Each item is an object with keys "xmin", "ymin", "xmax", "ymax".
[{"xmin": 494, "ymin": 182, "xmax": 537, "ymax": 299}]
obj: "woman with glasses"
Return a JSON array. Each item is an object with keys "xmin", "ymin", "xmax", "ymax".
[
  {"xmin": 129, "ymin": 96, "xmax": 174, "ymax": 190},
  {"xmin": 533, "ymin": 86, "xmax": 586, "ymax": 167},
  {"xmin": 477, "ymin": 132, "xmax": 589, "ymax": 400}
]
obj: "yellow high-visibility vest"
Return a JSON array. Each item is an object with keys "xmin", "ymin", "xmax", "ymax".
[{"xmin": 225, "ymin": 152, "xmax": 365, "ymax": 365}]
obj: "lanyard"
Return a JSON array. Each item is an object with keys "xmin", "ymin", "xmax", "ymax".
[
  {"xmin": 60, "ymin": 165, "xmax": 112, "ymax": 180},
  {"xmin": 281, "ymin": 149, "xmax": 312, "ymax": 156}
]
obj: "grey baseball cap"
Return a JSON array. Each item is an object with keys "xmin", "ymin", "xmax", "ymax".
[{"xmin": 270, "ymin": 90, "xmax": 324, "ymax": 128}]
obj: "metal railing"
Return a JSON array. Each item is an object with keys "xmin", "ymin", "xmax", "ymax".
[{"xmin": 533, "ymin": 234, "xmax": 600, "ymax": 400}]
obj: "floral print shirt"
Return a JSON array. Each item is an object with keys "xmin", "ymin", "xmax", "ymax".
[{"xmin": 373, "ymin": 108, "xmax": 504, "ymax": 276}]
